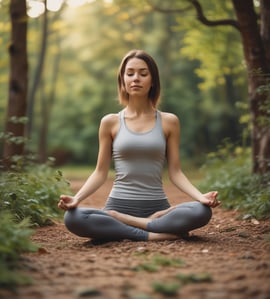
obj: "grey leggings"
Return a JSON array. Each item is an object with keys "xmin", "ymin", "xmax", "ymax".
[{"xmin": 64, "ymin": 200, "xmax": 212, "ymax": 241}]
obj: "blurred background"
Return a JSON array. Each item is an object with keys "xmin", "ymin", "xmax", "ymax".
[
  {"xmin": 0, "ymin": 3, "xmax": 269, "ymax": 286},
  {"xmin": 0, "ymin": 0, "xmax": 249, "ymax": 167}
]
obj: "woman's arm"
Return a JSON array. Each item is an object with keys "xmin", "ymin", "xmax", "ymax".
[
  {"xmin": 58, "ymin": 114, "xmax": 117, "ymax": 210},
  {"xmin": 162, "ymin": 113, "xmax": 220, "ymax": 208}
]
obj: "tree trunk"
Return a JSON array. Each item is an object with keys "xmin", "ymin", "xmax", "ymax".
[
  {"xmin": 39, "ymin": 79, "xmax": 48, "ymax": 162},
  {"xmin": 2, "ymin": 0, "xmax": 28, "ymax": 169},
  {"xmin": 38, "ymin": 37, "xmax": 61, "ymax": 163},
  {"xmin": 27, "ymin": 0, "xmax": 48, "ymax": 139},
  {"xmin": 232, "ymin": 0, "xmax": 270, "ymax": 174}
]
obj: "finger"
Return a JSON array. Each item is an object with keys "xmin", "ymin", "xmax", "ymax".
[
  {"xmin": 212, "ymin": 191, "xmax": 218, "ymax": 199},
  {"xmin": 212, "ymin": 201, "xmax": 221, "ymax": 208}
]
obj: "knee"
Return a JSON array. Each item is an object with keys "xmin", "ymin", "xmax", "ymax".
[
  {"xmin": 195, "ymin": 202, "xmax": 212, "ymax": 224},
  {"xmin": 64, "ymin": 209, "xmax": 84, "ymax": 236}
]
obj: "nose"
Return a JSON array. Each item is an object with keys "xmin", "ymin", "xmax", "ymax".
[{"xmin": 133, "ymin": 72, "xmax": 140, "ymax": 81}]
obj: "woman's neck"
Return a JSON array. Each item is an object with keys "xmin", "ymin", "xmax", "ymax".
[{"xmin": 125, "ymin": 99, "xmax": 155, "ymax": 116}]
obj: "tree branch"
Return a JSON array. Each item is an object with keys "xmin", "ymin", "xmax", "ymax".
[
  {"xmin": 189, "ymin": 0, "xmax": 240, "ymax": 30},
  {"xmin": 147, "ymin": 0, "xmax": 240, "ymax": 31}
]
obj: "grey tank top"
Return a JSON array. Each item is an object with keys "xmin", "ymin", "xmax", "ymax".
[{"xmin": 109, "ymin": 109, "xmax": 167, "ymax": 200}]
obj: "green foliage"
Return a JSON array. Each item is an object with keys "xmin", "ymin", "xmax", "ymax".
[
  {"xmin": 176, "ymin": 272, "xmax": 213, "ymax": 284},
  {"xmin": 0, "ymin": 116, "xmax": 29, "ymax": 149},
  {"xmin": 133, "ymin": 254, "xmax": 185, "ymax": 273},
  {"xmin": 0, "ymin": 162, "xmax": 70, "ymax": 226},
  {"xmin": 0, "ymin": 212, "xmax": 38, "ymax": 287},
  {"xmin": 0, "ymin": 0, "xmax": 10, "ymax": 134},
  {"xmin": 0, "ymin": 0, "xmax": 243, "ymax": 164},
  {"xmin": 199, "ymin": 141, "xmax": 270, "ymax": 219},
  {"xmin": 0, "ymin": 154, "xmax": 71, "ymax": 288},
  {"xmin": 151, "ymin": 271, "xmax": 213, "ymax": 296},
  {"xmin": 177, "ymin": 0, "xmax": 245, "ymax": 90},
  {"xmin": 152, "ymin": 281, "xmax": 181, "ymax": 296},
  {"xmin": 257, "ymin": 72, "xmax": 270, "ymax": 128},
  {"xmin": 151, "ymin": 271, "xmax": 212, "ymax": 296}
]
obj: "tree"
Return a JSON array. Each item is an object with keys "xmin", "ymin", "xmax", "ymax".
[
  {"xmin": 2, "ymin": 0, "xmax": 28, "ymax": 169},
  {"xmin": 148, "ymin": 0, "xmax": 270, "ymax": 174},
  {"xmin": 27, "ymin": 0, "xmax": 48, "ymax": 140},
  {"xmin": 232, "ymin": 0, "xmax": 270, "ymax": 174}
]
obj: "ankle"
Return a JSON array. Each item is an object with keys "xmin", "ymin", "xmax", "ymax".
[{"xmin": 148, "ymin": 232, "xmax": 179, "ymax": 241}]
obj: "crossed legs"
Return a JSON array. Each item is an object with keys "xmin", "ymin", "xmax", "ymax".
[
  {"xmin": 64, "ymin": 208, "xmax": 181, "ymax": 241},
  {"xmin": 64, "ymin": 202, "xmax": 212, "ymax": 242},
  {"xmin": 107, "ymin": 201, "xmax": 212, "ymax": 240}
]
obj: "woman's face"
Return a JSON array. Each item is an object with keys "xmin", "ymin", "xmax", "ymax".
[{"xmin": 123, "ymin": 58, "xmax": 152, "ymax": 99}]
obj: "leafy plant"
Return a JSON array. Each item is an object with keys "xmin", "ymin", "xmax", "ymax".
[
  {"xmin": 0, "ymin": 212, "xmax": 38, "ymax": 287},
  {"xmin": 0, "ymin": 154, "xmax": 71, "ymax": 287},
  {"xmin": 176, "ymin": 272, "xmax": 213, "ymax": 284},
  {"xmin": 133, "ymin": 254, "xmax": 185, "ymax": 273},
  {"xmin": 152, "ymin": 281, "xmax": 180, "ymax": 297},
  {"xmin": 0, "ymin": 163, "xmax": 71, "ymax": 226},
  {"xmin": 199, "ymin": 141, "xmax": 270, "ymax": 219},
  {"xmin": 0, "ymin": 119, "xmax": 72, "ymax": 287}
]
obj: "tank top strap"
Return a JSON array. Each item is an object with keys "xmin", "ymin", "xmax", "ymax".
[
  {"xmin": 155, "ymin": 110, "xmax": 163, "ymax": 132},
  {"xmin": 156, "ymin": 110, "xmax": 161, "ymax": 124},
  {"xmin": 118, "ymin": 109, "xmax": 125, "ymax": 126},
  {"xmin": 119, "ymin": 109, "xmax": 124, "ymax": 119}
]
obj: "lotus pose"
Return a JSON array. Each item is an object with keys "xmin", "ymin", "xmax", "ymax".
[{"xmin": 58, "ymin": 49, "xmax": 220, "ymax": 241}]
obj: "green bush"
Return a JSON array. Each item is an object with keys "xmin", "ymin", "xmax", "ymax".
[
  {"xmin": 0, "ymin": 157, "xmax": 71, "ymax": 288},
  {"xmin": 0, "ymin": 125, "xmax": 72, "ymax": 287},
  {"xmin": 0, "ymin": 212, "xmax": 38, "ymax": 287},
  {"xmin": 199, "ymin": 142, "xmax": 270, "ymax": 219},
  {"xmin": 0, "ymin": 162, "xmax": 71, "ymax": 226}
]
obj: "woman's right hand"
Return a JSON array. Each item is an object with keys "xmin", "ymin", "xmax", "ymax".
[{"xmin": 58, "ymin": 195, "xmax": 79, "ymax": 210}]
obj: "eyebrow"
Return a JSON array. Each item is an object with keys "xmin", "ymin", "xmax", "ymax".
[{"xmin": 126, "ymin": 68, "xmax": 148, "ymax": 71}]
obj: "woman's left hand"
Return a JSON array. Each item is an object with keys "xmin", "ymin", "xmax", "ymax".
[{"xmin": 201, "ymin": 191, "xmax": 221, "ymax": 208}]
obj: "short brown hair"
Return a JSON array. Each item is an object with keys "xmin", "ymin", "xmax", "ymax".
[{"xmin": 117, "ymin": 49, "xmax": 161, "ymax": 107}]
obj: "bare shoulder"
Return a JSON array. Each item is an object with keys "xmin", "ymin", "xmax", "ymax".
[
  {"xmin": 160, "ymin": 111, "xmax": 180, "ymax": 127},
  {"xmin": 100, "ymin": 113, "xmax": 120, "ymax": 137},
  {"xmin": 100, "ymin": 113, "xmax": 119, "ymax": 127},
  {"xmin": 159, "ymin": 112, "xmax": 180, "ymax": 138}
]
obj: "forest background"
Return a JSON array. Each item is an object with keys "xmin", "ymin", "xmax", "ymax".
[
  {"xmin": 0, "ymin": 0, "xmax": 249, "ymax": 166},
  {"xmin": 0, "ymin": 0, "xmax": 270, "ymax": 288}
]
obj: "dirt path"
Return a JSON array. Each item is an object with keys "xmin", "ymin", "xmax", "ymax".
[{"xmin": 2, "ymin": 179, "xmax": 270, "ymax": 299}]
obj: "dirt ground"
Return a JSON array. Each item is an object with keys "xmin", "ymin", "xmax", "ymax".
[{"xmin": 1, "ymin": 179, "xmax": 270, "ymax": 299}]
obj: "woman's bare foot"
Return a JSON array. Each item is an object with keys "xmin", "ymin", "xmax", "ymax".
[
  {"xmin": 107, "ymin": 210, "xmax": 183, "ymax": 241},
  {"xmin": 107, "ymin": 210, "xmax": 150, "ymax": 230},
  {"xmin": 148, "ymin": 232, "xmax": 179, "ymax": 241}
]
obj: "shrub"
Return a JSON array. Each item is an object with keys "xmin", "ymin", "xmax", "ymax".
[
  {"xmin": 199, "ymin": 141, "xmax": 270, "ymax": 219},
  {"xmin": 0, "ymin": 162, "xmax": 71, "ymax": 226},
  {"xmin": 0, "ymin": 125, "xmax": 72, "ymax": 287},
  {"xmin": 0, "ymin": 157, "xmax": 71, "ymax": 288},
  {"xmin": 0, "ymin": 212, "xmax": 38, "ymax": 287}
]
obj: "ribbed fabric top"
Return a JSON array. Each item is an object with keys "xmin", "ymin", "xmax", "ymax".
[{"xmin": 109, "ymin": 109, "xmax": 167, "ymax": 200}]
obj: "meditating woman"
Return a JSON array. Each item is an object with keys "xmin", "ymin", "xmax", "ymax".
[{"xmin": 58, "ymin": 49, "xmax": 220, "ymax": 241}]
